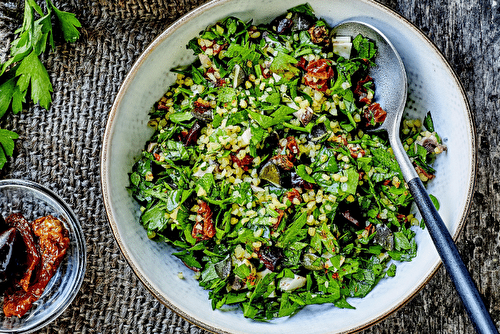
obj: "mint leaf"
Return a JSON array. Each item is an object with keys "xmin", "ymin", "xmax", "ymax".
[
  {"xmin": 295, "ymin": 164, "xmax": 316, "ymax": 184},
  {"xmin": 270, "ymin": 51, "xmax": 299, "ymax": 75},
  {"xmin": 394, "ymin": 231, "xmax": 411, "ymax": 251},
  {"xmin": 278, "ymin": 212, "xmax": 307, "ymax": 248},
  {"xmin": 173, "ymin": 250, "xmax": 202, "ymax": 269},
  {"xmin": 352, "ymin": 34, "xmax": 376, "ymax": 60},
  {"xmin": 169, "ymin": 111, "xmax": 193, "ymax": 123},
  {"xmin": 340, "ymin": 168, "xmax": 359, "ymax": 195},
  {"xmin": 423, "ymin": 111, "xmax": 435, "ymax": 132},
  {"xmin": 217, "ymin": 87, "xmax": 236, "ymax": 104},
  {"xmin": 196, "ymin": 172, "xmax": 215, "ymax": 195},
  {"xmin": 429, "ymin": 194, "xmax": 440, "ymax": 210}
]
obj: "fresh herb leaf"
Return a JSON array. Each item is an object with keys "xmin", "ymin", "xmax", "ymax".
[
  {"xmin": 0, "ymin": 129, "xmax": 19, "ymax": 169},
  {"xmin": 423, "ymin": 111, "xmax": 435, "ymax": 132},
  {"xmin": 0, "ymin": 0, "xmax": 81, "ymax": 114},
  {"xmin": 15, "ymin": 50, "xmax": 53, "ymax": 110},
  {"xmin": 47, "ymin": 0, "xmax": 82, "ymax": 43}
]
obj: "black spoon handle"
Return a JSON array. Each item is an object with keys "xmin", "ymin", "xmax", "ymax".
[{"xmin": 407, "ymin": 178, "xmax": 498, "ymax": 334}]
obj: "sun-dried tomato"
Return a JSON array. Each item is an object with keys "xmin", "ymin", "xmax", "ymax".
[
  {"xmin": 260, "ymin": 64, "xmax": 271, "ymax": 79},
  {"xmin": 178, "ymin": 130, "xmax": 189, "ymax": 143},
  {"xmin": 204, "ymin": 68, "xmax": 225, "ymax": 87},
  {"xmin": 414, "ymin": 164, "xmax": 435, "ymax": 180},
  {"xmin": 306, "ymin": 59, "xmax": 334, "ymax": 80},
  {"xmin": 285, "ymin": 136, "xmax": 300, "ymax": 160},
  {"xmin": 230, "ymin": 152, "xmax": 254, "ymax": 171},
  {"xmin": 3, "ymin": 215, "xmax": 69, "ymax": 318},
  {"xmin": 303, "ymin": 59, "xmax": 334, "ymax": 92},
  {"xmin": 192, "ymin": 201, "xmax": 215, "ymax": 241},
  {"xmin": 273, "ymin": 209, "xmax": 285, "ymax": 230},
  {"xmin": 364, "ymin": 102, "xmax": 387, "ymax": 126},
  {"xmin": 245, "ymin": 273, "xmax": 257, "ymax": 286},
  {"xmin": 396, "ymin": 214, "xmax": 408, "ymax": 223},
  {"xmin": 192, "ymin": 98, "xmax": 213, "ymax": 122},
  {"xmin": 30, "ymin": 216, "xmax": 70, "ymax": 290},
  {"xmin": 271, "ymin": 154, "xmax": 294, "ymax": 170},
  {"xmin": 212, "ymin": 42, "xmax": 227, "ymax": 55},
  {"xmin": 194, "ymin": 98, "xmax": 211, "ymax": 109},
  {"xmin": 354, "ymin": 75, "xmax": 373, "ymax": 104},
  {"xmin": 348, "ymin": 145, "xmax": 366, "ymax": 159},
  {"xmin": 199, "ymin": 40, "xmax": 226, "ymax": 55},
  {"xmin": 297, "ymin": 57, "xmax": 308, "ymax": 70},
  {"xmin": 5, "ymin": 214, "xmax": 40, "ymax": 292},
  {"xmin": 333, "ymin": 135, "xmax": 348, "ymax": 146},
  {"xmin": 286, "ymin": 188, "xmax": 302, "ymax": 204},
  {"xmin": 214, "ymin": 78, "xmax": 226, "ymax": 87}
]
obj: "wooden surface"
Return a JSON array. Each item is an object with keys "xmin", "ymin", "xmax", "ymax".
[
  {"xmin": 0, "ymin": 0, "xmax": 499, "ymax": 333},
  {"xmin": 367, "ymin": 0, "xmax": 500, "ymax": 333}
]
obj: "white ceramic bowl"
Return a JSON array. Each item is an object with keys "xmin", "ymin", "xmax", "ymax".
[{"xmin": 101, "ymin": 0, "xmax": 475, "ymax": 333}]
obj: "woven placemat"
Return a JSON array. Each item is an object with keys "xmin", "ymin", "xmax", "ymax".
[{"xmin": 0, "ymin": 1, "xmax": 209, "ymax": 333}]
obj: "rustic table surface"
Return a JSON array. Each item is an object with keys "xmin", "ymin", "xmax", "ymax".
[{"xmin": 0, "ymin": 0, "xmax": 498, "ymax": 333}]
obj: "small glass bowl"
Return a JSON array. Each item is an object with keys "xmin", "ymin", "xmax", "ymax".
[{"xmin": 0, "ymin": 179, "xmax": 86, "ymax": 333}]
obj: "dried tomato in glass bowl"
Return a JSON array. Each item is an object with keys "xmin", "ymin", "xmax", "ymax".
[{"xmin": 0, "ymin": 179, "xmax": 86, "ymax": 333}]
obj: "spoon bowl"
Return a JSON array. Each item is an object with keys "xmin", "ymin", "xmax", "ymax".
[
  {"xmin": 331, "ymin": 21, "xmax": 415, "ymax": 180},
  {"xmin": 331, "ymin": 21, "xmax": 497, "ymax": 334}
]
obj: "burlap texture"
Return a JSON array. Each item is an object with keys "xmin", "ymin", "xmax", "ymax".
[{"xmin": 0, "ymin": 1, "xmax": 209, "ymax": 333}]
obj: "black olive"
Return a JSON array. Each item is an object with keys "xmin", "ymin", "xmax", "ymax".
[
  {"xmin": 336, "ymin": 201, "xmax": 364, "ymax": 227},
  {"xmin": 259, "ymin": 161, "xmax": 281, "ymax": 187},
  {"xmin": 258, "ymin": 246, "xmax": 284, "ymax": 272},
  {"xmin": 271, "ymin": 15, "xmax": 293, "ymax": 34},
  {"xmin": 290, "ymin": 171, "xmax": 314, "ymax": 190},
  {"xmin": 184, "ymin": 121, "xmax": 203, "ymax": 146},
  {"xmin": 291, "ymin": 13, "xmax": 314, "ymax": 31},
  {"xmin": 308, "ymin": 123, "xmax": 328, "ymax": 141},
  {"xmin": 374, "ymin": 224, "xmax": 394, "ymax": 251}
]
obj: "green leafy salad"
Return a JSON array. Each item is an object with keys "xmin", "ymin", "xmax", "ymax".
[{"xmin": 128, "ymin": 4, "xmax": 446, "ymax": 320}]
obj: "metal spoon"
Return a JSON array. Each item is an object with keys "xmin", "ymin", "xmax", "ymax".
[{"xmin": 331, "ymin": 21, "xmax": 498, "ymax": 334}]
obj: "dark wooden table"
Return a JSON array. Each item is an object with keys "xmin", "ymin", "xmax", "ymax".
[{"xmin": 0, "ymin": 0, "xmax": 498, "ymax": 333}]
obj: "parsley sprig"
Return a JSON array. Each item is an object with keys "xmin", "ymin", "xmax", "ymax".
[
  {"xmin": 0, "ymin": 0, "xmax": 81, "ymax": 169},
  {"xmin": 0, "ymin": 0, "xmax": 81, "ymax": 116}
]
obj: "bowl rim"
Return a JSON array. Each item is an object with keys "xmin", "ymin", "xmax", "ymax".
[
  {"xmin": 100, "ymin": 0, "xmax": 477, "ymax": 332},
  {"xmin": 0, "ymin": 179, "xmax": 87, "ymax": 334}
]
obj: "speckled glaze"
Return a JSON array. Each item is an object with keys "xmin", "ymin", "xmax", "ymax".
[{"xmin": 101, "ymin": 0, "xmax": 476, "ymax": 333}]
